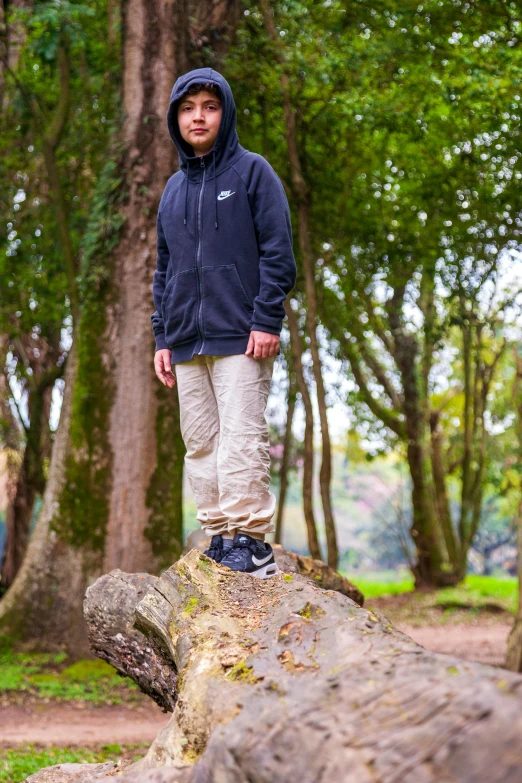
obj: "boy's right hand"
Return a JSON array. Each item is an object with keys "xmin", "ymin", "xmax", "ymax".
[{"xmin": 154, "ymin": 349, "xmax": 176, "ymax": 388}]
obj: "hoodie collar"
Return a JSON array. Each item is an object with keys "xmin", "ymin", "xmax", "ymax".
[{"xmin": 167, "ymin": 67, "xmax": 240, "ymax": 177}]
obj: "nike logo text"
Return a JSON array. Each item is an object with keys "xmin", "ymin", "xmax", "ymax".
[
  {"xmin": 217, "ymin": 190, "xmax": 235, "ymax": 201},
  {"xmin": 252, "ymin": 552, "xmax": 273, "ymax": 567}
]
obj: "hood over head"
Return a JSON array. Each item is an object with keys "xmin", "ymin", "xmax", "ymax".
[{"xmin": 167, "ymin": 67, "xmax": 239, "ymax": 175}]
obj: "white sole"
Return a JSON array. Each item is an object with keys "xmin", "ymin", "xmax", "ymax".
[{"xmin": 252, "ymin": 562, "xmax": 280, "ymax": 579}]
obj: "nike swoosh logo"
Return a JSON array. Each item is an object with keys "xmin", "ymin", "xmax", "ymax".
[
  {"xmin": 217, "ymin": 191, "xmax": 235, "ymax": 201},
  {"xmin": 252, "ymin": 552, "xmax": 273, "ymax": 567}
]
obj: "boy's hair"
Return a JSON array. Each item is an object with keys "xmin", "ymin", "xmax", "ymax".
[{"xmin": 180, "ymin": 82, "xmax": 222, "ymax": 102}]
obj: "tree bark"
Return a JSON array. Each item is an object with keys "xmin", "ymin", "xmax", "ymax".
[
  {"xmin": 0, "ymin": 344, "xmax": 22, "ymax": 592},
  {"xmin": 0, "ymin": 343, "xmax": 95, "ymax": 654},
  {"xmin": 28, "ymin": 551, "xmax": 522, "ymax": 783},
  {"xmin": 506, "ymin": 350, "xmax": 522, "ymax": 671},
  {"xmin": 386, "ymin": 288, "xmax": 445, "ymax": 587},
  {"xmin": 506, "ymin": 494, "xmax": 522, "ymax": 672},
  {"xmin": 260, "ymin": 0, "xmax": 339, "ymax": 569},
  {"xmin": 0, "ymin": 0, "xmax": 237, "ymax": 654},
  {"xmin": 0, "ymin": 371, "xmax": 57, "ymax": 589},
  {"xmin": 285, "ymin": 302, "xmax": 322, "ymax": 560},
  {"xmin": 430, "ymin": 410, "xmax": 459, "ymax": 569},
  {"xmin": 274, "ymin": 369, "xmax": 296, "ymax": 545}
]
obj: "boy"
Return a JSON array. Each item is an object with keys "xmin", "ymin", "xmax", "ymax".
[{"xmin": 150, "ymin": 67, "xmax": 296, "ymax": 578}]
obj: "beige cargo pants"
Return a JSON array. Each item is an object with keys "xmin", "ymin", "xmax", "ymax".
[{"xmin": 174, "ymin": 353, "xmax": 276, "ymax": 537}]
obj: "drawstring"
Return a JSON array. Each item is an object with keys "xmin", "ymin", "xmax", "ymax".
[
  {"xmin": 184, "ymin": 163, "xmax": 189, "ymax": 226},
  {"xmin": 213, "ymin": 149, "xmax": 218, "ymax": 230}
]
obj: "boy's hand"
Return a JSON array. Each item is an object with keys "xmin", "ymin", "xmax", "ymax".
[
  {"xmin": 154, "ymin": 349, "xmax": 176, "ymax": 387},
  {"xmin": 245, "ymin": 330, "xmax": 280, "ymax": 359}
]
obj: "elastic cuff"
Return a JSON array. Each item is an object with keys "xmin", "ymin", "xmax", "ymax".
[
  {"xmin": 154, "ymin": 333, "xmax": 170, "ymax": 351},
  {"xmin": 250, "ymin": 323, "xmax": 281, "ymax": 336}
]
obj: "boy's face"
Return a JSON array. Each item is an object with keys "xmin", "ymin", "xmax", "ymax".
[{"xmin": 177, "ymin": 90, "xmax": 222, "ymax": 157}]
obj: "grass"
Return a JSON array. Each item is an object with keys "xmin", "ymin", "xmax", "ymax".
[
  {"xmin": 0, "ymin": 636, "xmax": 140, "ymax": 705},
  {"xmin": 433, "ymin": 575, "xmax": 518, "ymax": 615},
  {"xmin": 0, "ymin": 744, "xmax": 148, "ymax": 783},
  {"xmin": 351, "ymin": 572, "xmax": 517, "ymax": 605},
  {"xmin": 354, "ymin": 573, "xmax": 519, "ymax": 627},
  {"xmin": 352, "ymin": 570, "xmax": 414, "ymax": 599}
]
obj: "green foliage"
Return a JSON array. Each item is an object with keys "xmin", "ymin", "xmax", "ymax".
[
  {"xmin": 1, "ymin": 0, "xmax": 119, "ymax": 369},
  {"xmin": 0, "ymin": 636, "xmax": 138, "ymax": 704}
]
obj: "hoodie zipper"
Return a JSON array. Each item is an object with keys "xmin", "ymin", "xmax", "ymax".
[{"xmin": 196, "ymin": 158, "xmax": 206, "ymax": 355}]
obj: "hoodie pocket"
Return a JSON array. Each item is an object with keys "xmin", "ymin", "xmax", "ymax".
[
  {"xmin": 162, "ymin": 268, "xmax": 199, "ymax": 345},
  {"xmin": 201, "ymin": 264, "xmax": 254, "ymax": 336}
]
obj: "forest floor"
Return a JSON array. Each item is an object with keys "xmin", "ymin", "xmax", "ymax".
[
  {"xmin": 364, "ymin": 573, "xmax": 516, "ymax": 667},
  {"xmin": 0, "ymin": 575, "xmax": 516, "ymax": 781},
  {"xmin": 368, "ymin": 593, "xmax": 512, "ymax": 666}
]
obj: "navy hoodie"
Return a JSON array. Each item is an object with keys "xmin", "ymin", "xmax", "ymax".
[{"xmin": 150, "ymin": 67, "xmax": 297, "ymax": 362}]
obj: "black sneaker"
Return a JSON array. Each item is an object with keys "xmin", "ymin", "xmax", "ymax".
[
  {"xmin": 203, "ymin": 535, "xmax": 233, "ymax": 563},
  {"xmin": 220, "ymin": 533, "xmax": 280, "ymax": 579}
]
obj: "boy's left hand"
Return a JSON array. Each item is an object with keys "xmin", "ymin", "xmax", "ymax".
[{"xmin": 246, "ymin": 330, "xmax": 280, "ymax": 359}]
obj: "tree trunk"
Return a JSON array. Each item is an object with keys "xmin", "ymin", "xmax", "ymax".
[
  {"xmin": 274, "ymin": 371, "xmax": 296, "ymax": 545},
  {"xmin": 1, "ymin": 461, "xmax": 37, "ymax": 590},
  {"xmin": 0, "ymin": 0, "xmax": 236, "ymax": 654},
  {"xmin": 387, "ymin": 288, "xmax": 446, "ymax": 588},
  {"xmin": 29, "ymin": 550, "xmax": 522, "ymax": 783},
  {"xmin": 0, "ymin": 361, "xmax": 60, "ymax": 590},
  {"xmin": 506, "ymin": 494, "xmax": 522, "ymax": 672},
  {"xmin": 285, "ymin": 302, "xmax": 322, "ymax": 560},
  {"xmin": 430, "ymin": 410, "xmax": 460, "ymax": 571},
  {"xmin": 260, "ymin": 0, "xmax": 339, "ymax": 569},
  {"xmin": 0, "ymin": 343, "xmax": 95, "ymax": 654},
  {"xmin": 0, "ymin": 344, "xmax": 22, "ymax": 593},
  {"xmin": 506, "ymin": 350, "xmax": 522, "ymax": 671}
]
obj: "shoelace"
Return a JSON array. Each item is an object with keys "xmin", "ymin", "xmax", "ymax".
[
  {"xmin": 225, "ymin": 543, "xmax": 255, "ymax": 563},
  {"xmin": 225, "ymin": 543, "xmax": 267, "ymax": 564}
]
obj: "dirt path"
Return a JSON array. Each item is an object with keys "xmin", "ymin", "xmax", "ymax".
[
  {"xmin": 400, "ymin": 623, "xmax": 512, "ymax": 667},
  {"xmin": 0, "ymin": 702, "xmax": 169, "ymax": 746}
]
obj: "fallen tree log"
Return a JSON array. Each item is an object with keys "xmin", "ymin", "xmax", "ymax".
[
  {"xmin": 82, "ymin": 546, "xmax": 363, "ymax": 713},
  {"xmin": 29, "ymin": 550, "xmax": 522, "ymax": 783}
]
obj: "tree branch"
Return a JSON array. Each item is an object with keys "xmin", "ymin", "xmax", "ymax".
[{"xmin": 337, "ymin": 333, "xmax": 406, "ymax": 439}]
